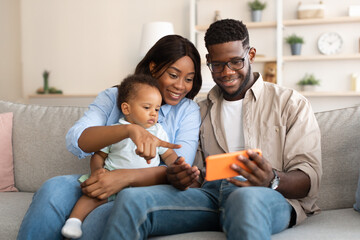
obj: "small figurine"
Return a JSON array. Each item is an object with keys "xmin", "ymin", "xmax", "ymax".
[
  {"xmin": 43, "ymin": 70, "xmax": 50, "ymax": 94},
  {"xmin": 263, "ymin": 62, "xmax": 277, "ymax": 84},
  {"xmin": 36, "ymin": 70, "xmax": 63, "ymax": 94},
  {"xmin": 214, "ymin": 10, "xmax": 221, "ymax": 22}
]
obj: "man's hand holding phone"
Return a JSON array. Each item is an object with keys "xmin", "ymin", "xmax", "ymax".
[
  {"xmin": 205, "ymin": 149, "xmax": 262, "ymax": 181},
  {"xmin": 219, "ymin": 149, "xmax": 276, "ymax": 188}
]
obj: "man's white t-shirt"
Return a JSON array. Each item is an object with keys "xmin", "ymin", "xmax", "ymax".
[{"xmin": 221, "ymin": 98, "xmax": 245, "ymax": 152}]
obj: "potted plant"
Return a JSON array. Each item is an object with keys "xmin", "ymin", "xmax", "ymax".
[
  {"xmin": 248, "ymin": 0, "xmax": 267, "ymax": 22},
  {"xmin": 297, "ymin": 74, "xmax": 320, "ymax": 91},
  {"xmin": 285, "ymin": 34, "xmax": 304, "ymax": 55}
]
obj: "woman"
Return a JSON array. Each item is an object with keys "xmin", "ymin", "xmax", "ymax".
[{"xmin": 17, "ymin": 35, "xmax": 202, "ymax": 240}]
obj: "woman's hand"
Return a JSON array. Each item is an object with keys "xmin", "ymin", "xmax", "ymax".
[
  {"xmin": 128, "ymin": 124, "xmax": 181, "ymax": 161},
  {"xmin": 166, "ymin": 157, "xmax": 200, "ymax": 190},
  {"xmin": 81, "ymin": 169, "xmax": 129, "ymax": 200}
]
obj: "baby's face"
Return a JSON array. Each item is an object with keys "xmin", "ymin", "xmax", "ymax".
[{"xmin": 125, "ymin": 85, "xmax": 162, "ymax": 129}]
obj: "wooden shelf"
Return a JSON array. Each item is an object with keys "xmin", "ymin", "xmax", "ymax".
[
  {"xmin": 28, "ymin": 94, "xmax": 98, "ymax": 107},
  {"xmin": 201, "ymin": 55, "xmax": 276, "ymax": 65},
  {"xmin": 195, "ymin": 17, "xmax": 360, "ymax": 32},
  {"xmin": 195, "ymin": 21, "xmax": 277, "ymax": 32},
  {"xmin": 283, "ymin": 16, "xmax": 360, "ymax": 27},
  {"xmin": 28, "ymin": 94, "xmax": 97, "ymax": 98},
  {"xmin": 283, "ymin": 54, "xmax": 360, "ymax": 62},
  {"xmin": 255, "ymin": 56, "xmax": 277, "ymax": 62},
  {"xmin": 246, "ymin": 21, "xmax": 277, "ymax": 28},
  {"xmin": 300, "ymin": 91, "xmax": 360, "ymax": 97}
]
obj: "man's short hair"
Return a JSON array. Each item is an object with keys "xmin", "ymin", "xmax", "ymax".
[{"xmin": 204, "ymin": 19, "xmax": 250, "ymax": 49}]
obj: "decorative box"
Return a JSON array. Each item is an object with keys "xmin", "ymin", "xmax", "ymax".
[
  {"xmin": 297, "ymin": 2, "xmax": 324, "ymax": 19},
  {"xmin": 348, "ymin": 5, "xmax": 360, "ymax": 17}
]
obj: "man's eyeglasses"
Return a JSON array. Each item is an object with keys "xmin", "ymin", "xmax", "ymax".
[{"xmin": 207, "ymin": 47, "xmax": 251, "ymax": 73}]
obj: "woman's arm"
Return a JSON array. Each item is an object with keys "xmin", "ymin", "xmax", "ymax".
[
  {"xmin": 169, "ymin": 100, "xmax": 201, "ymax": 166},
  {"xmin": 66, "ymin": 88, "xmax": 119, "ymax": 159},
  {"xmin": 78, "ymin": 124, "xmax": 133, "ymax": 153},
  {"xmin": 162, "ymin": 100, "xmax": 201, "ymax": 190},
  {"xmin": 80, "ymin": 123, "xmax": 180, "ymax": 160}
]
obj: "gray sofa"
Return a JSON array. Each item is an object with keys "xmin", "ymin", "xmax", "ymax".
[{"xmin": 0, "ymin": 100, "xmax": 359, "ymax": 240}]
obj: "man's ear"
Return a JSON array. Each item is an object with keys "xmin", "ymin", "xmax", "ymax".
[
  {"xmin": 205, "ymin": 54, "xmax": 210, "ymax": 63},
  {"xmin": 121, "ymin": 102, "xmax": 130, "ymax": 115},
  {"xmin": 248, "ymin": 47, "xmax": 256, "ymax": 64}
]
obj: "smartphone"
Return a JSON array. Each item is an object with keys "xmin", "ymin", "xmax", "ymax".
[{"xmin": 205, "ymin": 149, "xmax": 262, "ymax": 181}]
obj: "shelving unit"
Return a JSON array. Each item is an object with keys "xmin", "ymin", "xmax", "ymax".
[
  {"xmin": 281, "ymin": 15, "xmax": 360, "ymax": 96},
  {"xmin": 28, "ymin": 94, "xmax": 96, "ymax": 107},
  {"xmin": 189, "ymin": 0, "xmax": 360, "ymax": 100}
]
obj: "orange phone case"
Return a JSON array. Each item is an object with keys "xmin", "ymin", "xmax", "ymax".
[{"xmin": 205, "ymin": 149, "xmax": 262, "ymax": 181}]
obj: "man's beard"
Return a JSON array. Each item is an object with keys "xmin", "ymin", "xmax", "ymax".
[{"xmin": 221, "ymin": 65, "xmax": 251, "ymax": 100}]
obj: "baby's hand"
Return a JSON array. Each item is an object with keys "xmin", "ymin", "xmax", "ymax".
[{"xmin": 90, "ymin": 168, "xmax": 107, "ymax": 177}]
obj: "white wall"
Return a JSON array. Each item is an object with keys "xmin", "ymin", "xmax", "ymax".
[
  {"xmin": 1, "ymin": 0, "xmax": 360, "ymax": 112},
  {"xmin": 0, "ymin": 0, "xmax": 22, "ymax": 102},
  {"xmin": 20, "ymin": 0, "xmax": 191, "ymax": 97}
]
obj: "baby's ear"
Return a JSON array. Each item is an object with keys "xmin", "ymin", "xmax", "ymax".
[{"xmin": 121, "ymin": 102, "xmax": 130, "ymax": 115}]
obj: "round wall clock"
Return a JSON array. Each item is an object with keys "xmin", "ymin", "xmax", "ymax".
[{"xmin": 317, "ymin": 32, "xmax": 343, "ymax": 55}]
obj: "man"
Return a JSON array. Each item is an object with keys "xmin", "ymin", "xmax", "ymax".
[{"xmin": 102, "ymin": 19, "xmax": 322, "ymax": 240}]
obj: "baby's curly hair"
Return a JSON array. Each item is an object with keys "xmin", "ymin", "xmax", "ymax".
[
  {"xmin": 204, "ymin": 19, "xmax": 249, "ymax": 49},
  {"xmin": 117, "ymin": 74, "xmax": 160, "ymax": 110}
]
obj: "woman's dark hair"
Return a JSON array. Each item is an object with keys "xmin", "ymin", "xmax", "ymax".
[
  {"xmin": 135, "ymin": 34, "xmax": 202, "ymax": 100},
  {"xmin": 117, "ymin": 74, "xmax": 160, "ymax": 110},
  {"xmin": 204, "ymin": 19, "xmax": 250, "ymax": 49}
]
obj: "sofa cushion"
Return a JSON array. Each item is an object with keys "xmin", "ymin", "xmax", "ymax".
[
  {"xmin": 0, "ymin": 101, "xmax": 90, "ymax": 192},
  {"xmin": 272, "ymin": 208, "xmax": 360, "ymax": 240},
  {"xmin": 314, "ymin": 106, "xmax": 360, "ymax": 210},
  {"xmin": 0, "ymin": 192, "xmax": 34, "ymax": 239},
  {"xmin": 149, "ymin": 209, "xmax": 360, "ymax": 240}
]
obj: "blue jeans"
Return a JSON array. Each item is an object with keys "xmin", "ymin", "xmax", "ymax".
[
  {"xmin": 102, "ymin": 180, "xmax": 293, "ymax": 240},
  {"xmin": 17, "ymin": 175, "xmax": 111, "ymax": 240}
]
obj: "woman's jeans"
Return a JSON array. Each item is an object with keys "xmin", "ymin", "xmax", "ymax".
[
  {"xmin": 17, "ymin": 175, "xmax": 293, "ymax": 240},
  {"xmin": 17, "ymin": 175, "xmax": 112, "ymax": 240}
]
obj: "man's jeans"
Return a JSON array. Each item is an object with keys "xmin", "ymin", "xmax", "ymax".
[
  {"xmin": 102, "ymin": 180, "xmax": 293, "ymax": 240},
  {"xmin": 17, "ymin": 175, "xmax": 292, "ymax": 240}
]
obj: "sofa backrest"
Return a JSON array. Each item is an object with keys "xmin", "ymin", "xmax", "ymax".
[
  {"xmin": 315, "ymin": 105, "xmax": 360, "ymax": 210},
  {"xmin": 0, "ymin": 101, "xmax": 90, "ymax": 192},
  {"xmin": 1, "ymin": 100, "xmax": 359, "ymax": 210}
]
